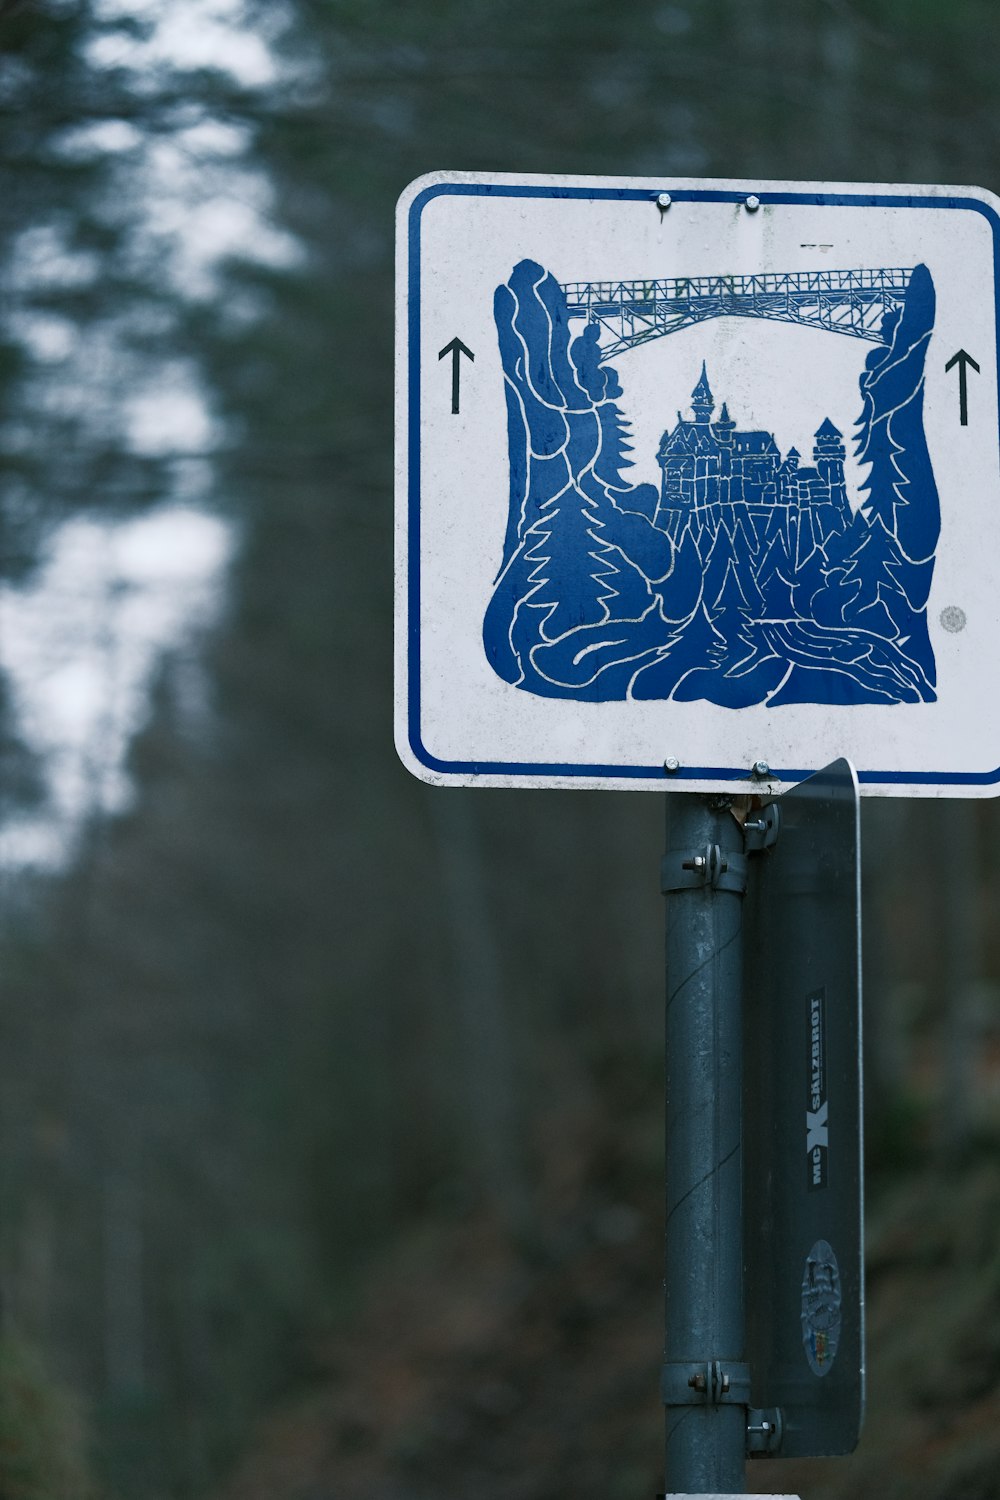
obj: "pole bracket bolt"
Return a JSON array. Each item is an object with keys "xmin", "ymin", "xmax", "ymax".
[
  {"xmin": 661, "ymin": 1359, "xmax": 751, "ymax": 1408},
  {"xmin": 743, "ymin": 800, "xmax": 781, "ymax": 853},
  {"xmin": 746, "ymin": 1406, "xmax": 784, "ymax": 1455},
  {"xmin": 662, "ymin": 845, "xmax": 748, "ymax": 895}
]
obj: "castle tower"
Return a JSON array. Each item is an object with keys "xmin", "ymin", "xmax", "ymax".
[
  {"xmin": 712, "ymin": 399, "xmax": 735, "ymax": 502},
  {"xmin": 780, "ymin": 445, "xmax": 800, "ymax": 503},
  {"xmin": 714, "ymin": 400, "xmax": 735, "ymax": 446},
  {"xmin": 815, "ymin": 417, "xmax": 845, "ymax": 468},
  {"xmin": 690, "ymin": 362, "xmax": 714, "ymax": 424},
  {"xmin": 813, "ymin": 417, "xmax": 849, "ymax": 524},
  {"xmin": 813, "ymin": 418, "xmax": 845, "ymax": 476}
]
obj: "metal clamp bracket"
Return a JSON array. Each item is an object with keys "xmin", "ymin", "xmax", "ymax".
[
  {"xmin": 661, "ymin": 845, "xmax": 748, "ymax": 896},
  {"xmin": 660, "ymin": 1359, "xmax": 751, "ymax": 1407}
]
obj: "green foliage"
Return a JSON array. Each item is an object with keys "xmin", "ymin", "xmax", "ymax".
[
  {"xmin": 866, "ymin": 1086, "xmax": 933, "ymax": 1178},
  {"xmin": 0, "ymin": 1337, "xmax": 94, "ymax": 1500}
]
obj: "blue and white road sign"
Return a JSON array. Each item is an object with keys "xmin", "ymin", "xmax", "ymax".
[{"xmin": 395, "ymin": 172, "xmax": 1000, "ymax": 796}]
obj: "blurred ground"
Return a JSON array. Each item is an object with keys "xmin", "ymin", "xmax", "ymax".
[{"xmin": 216, "ymin": 1078, "xmax": 1000, "ymax": 1500}]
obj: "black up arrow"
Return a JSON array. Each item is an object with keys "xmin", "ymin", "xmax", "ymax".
[
  {"xmin": 945, "ymin": 348, "xmax": 980, "ymax": 426},
  {"xmin": 439, "ymin": 337, "xmax": 474, "ymax": 414}
]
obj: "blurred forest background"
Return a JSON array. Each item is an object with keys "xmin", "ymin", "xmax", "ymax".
[{"xmin": 3, "ymin": 1, "xmax": 1000, "ymax": 1497}]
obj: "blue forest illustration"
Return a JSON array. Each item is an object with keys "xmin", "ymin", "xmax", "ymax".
[{"xmin": 482, "ymin": 258, "xmax": 939, "ymax": 706}]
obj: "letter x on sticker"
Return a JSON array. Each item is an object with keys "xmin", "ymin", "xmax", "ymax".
[{"xmin": 807, "ymin": 1102, "xmax": 829, "ymax": 1154}]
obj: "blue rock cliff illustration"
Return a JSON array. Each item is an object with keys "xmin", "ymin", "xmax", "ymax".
[{"xmin": 482, "ymin": 258, "xmax": 939, "ymax": 706}]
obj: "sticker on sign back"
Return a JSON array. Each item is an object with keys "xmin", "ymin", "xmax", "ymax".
[{"xmin": 807, "ymin": 987, "xmax": 829, "ymax": 1190}]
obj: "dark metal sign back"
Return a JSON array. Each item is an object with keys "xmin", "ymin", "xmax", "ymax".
[{"xmin": 743, "ymin": 757, "xmax": 865, "ymax": 1457}]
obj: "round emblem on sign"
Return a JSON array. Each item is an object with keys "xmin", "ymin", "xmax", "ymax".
[{"xmin": 801, "ymin": 1239, "xmax": 842, "ymax": 1376}]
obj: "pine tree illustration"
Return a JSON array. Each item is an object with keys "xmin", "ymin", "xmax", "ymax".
[
  {"xmin": 674, "ymin": 599, "xmax": 728, "ymax": 668},
  {"xmin": 756, "ymin": 530, "xmax": 796, "ymax": 619},
  {"xmin": 712, "ymin": 556, "xmax": 762, "ymax": 659}
]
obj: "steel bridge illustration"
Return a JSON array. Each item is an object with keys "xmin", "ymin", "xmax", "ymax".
[{"xmin": 560, "ymin": 267, "xmax": 913, "ymax": 357}]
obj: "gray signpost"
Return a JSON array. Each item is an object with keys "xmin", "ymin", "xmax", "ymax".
[
  {"xmin": 661, "ymin": 793, "xmax": 749, "ymax": 1492},
  {"xmin": 660, "ymin": 762, "xmax": 861, "ymax": 1494}
]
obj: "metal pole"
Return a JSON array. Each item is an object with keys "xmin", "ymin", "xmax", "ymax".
[{"xmin": 662, "ymin": 793, "xmax": 747, "ymax": 1494}]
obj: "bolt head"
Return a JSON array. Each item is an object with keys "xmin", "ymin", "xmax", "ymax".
[
  {"xmin": 745, "ymin": 193, "xmax": 761, "ymax": 212},
  {"xmin": 657, "ymin": 192, "xmax": 672, "ymax": 209},
  {"xmin": 753, "ymin": 759, "xmax": 771, "ymax": 778},
  {"xmin": 663, "ymin": 756, "xmax": 680, "ymax": 773}
]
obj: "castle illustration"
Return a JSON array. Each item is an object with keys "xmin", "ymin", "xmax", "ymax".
[{"xmin": 652, "ymin": 363, "xmax": 852, "ymax": 542}]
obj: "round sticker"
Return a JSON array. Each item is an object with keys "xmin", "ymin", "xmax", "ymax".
[{"xmin": 801, "ymin": 1239, "xmax": 842, "ymax": 1376}]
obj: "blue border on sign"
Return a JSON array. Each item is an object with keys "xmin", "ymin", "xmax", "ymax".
[{"xmin": 405, "ymin": 182, "xmax": 1000, "ymax": 788}]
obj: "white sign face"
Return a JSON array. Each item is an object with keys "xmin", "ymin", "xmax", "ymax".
[{"xmin": 395, "ymin": 171, "xmax": 1000, "ymax": 796}]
